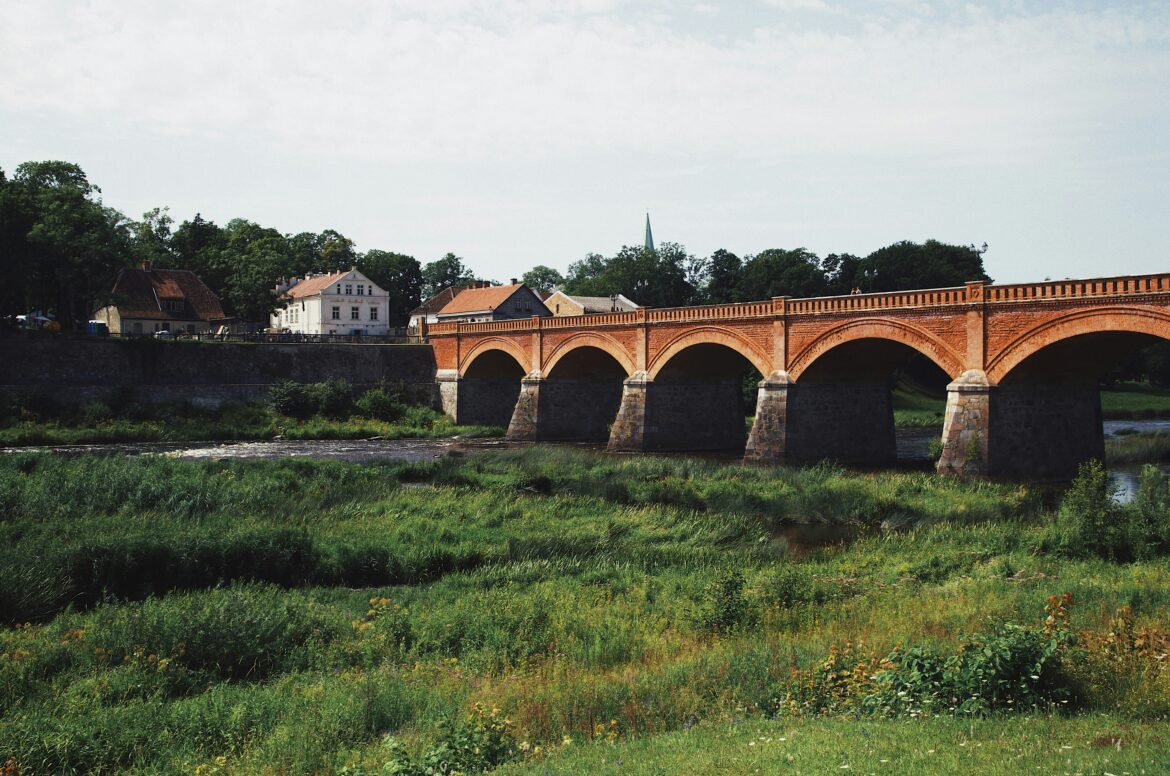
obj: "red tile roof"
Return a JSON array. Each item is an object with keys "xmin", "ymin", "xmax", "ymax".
[
  {"xmin": 284, "ymin": 271, "xmax": 349, "ymax": 299},
  {"xmin": 106, "ymin": 268, "xmax": 225, "ymax": 321},
  {"xmin": 410, "ymin": 286, "xmax": 465, "ymax": 317},
  {"xmin": 437, "ymin": 283, "xmax": 527, "ymax": 315}
]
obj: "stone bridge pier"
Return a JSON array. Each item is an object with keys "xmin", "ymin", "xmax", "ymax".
[
  {"xmin": 607, "ymin": 371, "xmax": 747, "ymax": 452},
  {"xmin": 744, "ymin": 373, "xmax": 896, "ymax": 466}
]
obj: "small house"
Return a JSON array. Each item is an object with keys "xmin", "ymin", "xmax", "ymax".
[
  {"xmin": 94, "ymin": 262, "xmax": 226, "ymax": 335},
  {"xmin": 270, "ymin": 268, "xmax": 391, "ymax": 336},
  {"xmin": 544, "ymin": 291, "xmax": 639, "ymax": 317},
  {"xmin": 434, "ymin": 281, "xmax": 551, "ymax": 323}
]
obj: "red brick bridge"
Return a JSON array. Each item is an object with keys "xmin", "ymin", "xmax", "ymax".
[{"xmin": 426, "ymin": 274, "xmax": 1170, "ymax": 478}]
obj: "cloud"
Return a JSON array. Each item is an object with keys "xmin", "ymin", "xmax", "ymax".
[{"xmin": 1, "ymin": 0, "xmax": 1167, "ymax": 168}]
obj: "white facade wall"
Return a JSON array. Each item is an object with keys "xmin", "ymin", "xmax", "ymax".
[{"xmin": 270, "ymin": 270, "xmax": 392, "ymax": 335}]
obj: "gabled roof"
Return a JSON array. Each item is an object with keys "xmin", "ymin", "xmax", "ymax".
[
  {"xmin": 547, "ymin": 291, "xmax": 639, "ymax": 313},
  {"xmin": 105, "ymin": 268, "xmax": 225, "ymax": 321},
  {"xmin": 285, "ymin": 271, "xmax": 349, "ymax": 299},
  {"xmin": 437, "ymin": 283, "xmax": 533, "ymax": 316},
  {"xmin": 410, "ymin": 286, "xmax": 464, "ymax": 317}
]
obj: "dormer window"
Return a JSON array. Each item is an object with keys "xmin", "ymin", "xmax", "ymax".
[{"xmin": 160, "ymin": 299, "xmax": 183, "ymax": 313}]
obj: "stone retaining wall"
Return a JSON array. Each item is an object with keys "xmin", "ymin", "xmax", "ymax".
[{"xmin": 0, "ymin": 334, "xmax": 437, "ymax": 407}]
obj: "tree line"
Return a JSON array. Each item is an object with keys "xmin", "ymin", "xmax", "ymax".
[
  {"xmin": 521, "ymin": 240, "xmax": 991, "ymax": 308},
  {"xmin": 2, "ymin": 159, "xmax": 995, "ymax": 330}
]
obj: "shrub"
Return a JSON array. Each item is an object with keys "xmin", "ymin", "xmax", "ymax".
[
  {"xmin": 1048, "ymin": 460, "xmax": 1134, "ymax": 560},
  {"xmin": 355, "ymin": 387, "xmax": 406, "ymax": 422},
  {"xmin": 1132, "ymin": 464, "xmax": 1170, "ymax": 554},
  {"xmin": 865, "ymin": 620, "xmax": 1074, "ymax": 716},
  {"xmin": 79, "ymin": 401, "xmax": 113, "ymax": 425},
  {"xmin": 309, "ymin": 378, "xmax": 354, "ymax": 419},
  {"xmin": 268, "ymin": 380, "xmax": 315, "ymax": 419},
  {"xmin": 400, "ymin": 404, "xmax": 441, "ymax": 429},
  {"xmin": 347, "ymin": 703, "xmax": 518, "ymax": 776},
  {"xmin": 1047, "ymin": 460, "xmax": 1170, "ymax": 561},
  {"xmin": 786, "ymin": 595, "xmax": 1078, "ymax": 718},
  {"xmin": 697, "ymin": 570, "xmax": 757, "ymax": 633}
]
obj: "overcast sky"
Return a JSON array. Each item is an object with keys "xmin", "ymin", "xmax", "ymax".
[{"xmin": 2, "ymin": 0, "xmax": 1167, "ymax": 286}]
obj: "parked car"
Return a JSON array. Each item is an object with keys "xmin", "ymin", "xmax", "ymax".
[{"xmin": 153, "ymin": 330, "xmax": 173, "ymax": 339}]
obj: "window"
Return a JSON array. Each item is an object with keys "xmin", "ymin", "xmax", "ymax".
[
  {"xmin": 369, "ymin": 307, "xmax": 378, "ymax": 321},
  {"xmin": 331, "ymin": 306, "xmax": 340, "ymax": 320},
  {"xmin": 345, "ymin": 284, "xmax": 353, "ymax": 295},
  {"xmin": 160, "ymin": 299, "xmax": 183, "ymax": 312},
  {"xmin": 357, "ymin": 284, "xmax": 364, "ymax": 296},
  {"xmin": 351, "ymin": 306, "xmax": 360, "ymax": 320}
]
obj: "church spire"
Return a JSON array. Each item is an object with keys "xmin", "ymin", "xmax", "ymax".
[{"xmin": 644, "ymin": 212, "xmax": 655, "ymax": 252}]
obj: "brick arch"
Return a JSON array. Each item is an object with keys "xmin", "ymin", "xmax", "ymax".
[
  {"xmin": 458, "ymin": 337, "xmax": 531, "ymax": 376},
  {"xmin": 986, "ymin": 306, "xmax": 1170, "ymax": 383},
  {"xmin": 541, "ymin": 332, "xmax": 637, "ymax": 378},
  {"xmin": 787, "ymin": 318, "xmax": 965, "ymax": 381},
  {"xmin": 647, "ymin": 326, "xmax": 772, "ymax": 380}
]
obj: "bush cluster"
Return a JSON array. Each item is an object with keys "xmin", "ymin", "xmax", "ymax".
[
  {"xmin": 785, "ymin": 595, "xmax": 1077, "ymax": 718},
  {"xmin": 342, "ymin": 704, "xmax": 519, "ymax": 776},
  {"xmin": 268, "ymin": 379, "xmax": 426, "ymax": 423},
  {"xmin": 268, "ymin": 378, "xmax": 354, "ymax": 419},
  {"xmin": 1047, "ymin": 460, "xmax": 1170, "ymax": 561}
]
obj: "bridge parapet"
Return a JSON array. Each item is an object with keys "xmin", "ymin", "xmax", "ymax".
[
  {"xmin": 787, "ymin": 286, "xmax": 969, "ymax": 314},
  {"xmin": 427, "ymin": 272, "xmax": 1170, "ymax": 338},
  {"xmin": 543, "ymin": 311, "xmax": 639, "ymax": 329},
  {"xmin": 986, "ymin": 273, "xmax": 1170, "ymax": 303}
]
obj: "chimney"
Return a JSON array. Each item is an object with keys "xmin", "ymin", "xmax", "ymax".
[
  {"xmin": 510, "ymin": 278, "xmax": 518, "ymax": 285},
  {"xmin": 140, "ymin": 259, "xmax": 152, "ymax": 272}
]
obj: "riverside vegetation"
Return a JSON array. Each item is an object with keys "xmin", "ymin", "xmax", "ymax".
[
  {"xmin": 0, "ymin": 380, "xmax": 500, "ymax": 447},
  {"xmin": 1, "ymin": 449, "xmax": 1169, "ymax": 773}
]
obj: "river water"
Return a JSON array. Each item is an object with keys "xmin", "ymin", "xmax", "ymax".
[{"xmin": 4, "ymin": 420, "xmax": 1167, "ymax": 501}]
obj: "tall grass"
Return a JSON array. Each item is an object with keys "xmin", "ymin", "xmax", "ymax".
[{"xmin": 2, "ymin": 449, "xmax": 1169, "ymax": 774}]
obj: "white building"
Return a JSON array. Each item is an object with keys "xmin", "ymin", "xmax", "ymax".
[{"xmin": 270, "ymin": 268, "xmax": 391, "ymax": 336}]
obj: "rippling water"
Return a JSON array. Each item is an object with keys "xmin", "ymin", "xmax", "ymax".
[{"xmin": 0, "ymin": 437, "xmax": 512, "ymax": 463}]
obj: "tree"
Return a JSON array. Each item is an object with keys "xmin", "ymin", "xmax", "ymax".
[
  {"xmin": 821, "ymin": 253, "xmax": 863, "ymax": 296},
  {"xmin": 857, "ymin": 240, "xmax": 989, "ymax": 292},
  {"xmin": 739, "ymin": 248, "xmax": 827, "ymax": 301},
  {"xmin": 6, "ymin": 161, "xmax": 131, "ymax": 329},
  {"xmin": 702, "ymin": 249, "xmax": 744, "ymax": 303},
  {"xmin": 319, "ymin": 229, "xmax": 357, "ymax": 272},
  {"xmin": 521, "ymin": 265, "xmax": 564, "ymax": 294},
  {"xmin": 359, "ymin": 250, "xmax": 423, "ymax": 326},
  {"xmin": 130, "ymin": 207, "xmax": 175, "ymax": 269},
  {"xmin": 422, "ymin": 253, "xmax": 474, "ymax": 298},
  {"xmin": 221, "ymin": 234, "xmax": 290, "ymax": 322},
  {"xmin": 562, "ymin": 243, "xmax": 698, "ymax": 308}
]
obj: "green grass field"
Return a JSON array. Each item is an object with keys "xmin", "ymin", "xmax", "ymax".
[
  {"xmin": 1101, "ymin": 382, "xmax": 1170, "ymax": 419},
  {"xmin": 892, "ymin": 386, "xmax": 946, "ymax": 427},
  {"xmin": 498, "ymin": 716, "xmax": 1170, "ymax": 775},
  {"xmin": 2, "ymin": 448, "xmax": 1168, "ymax": 774}
]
